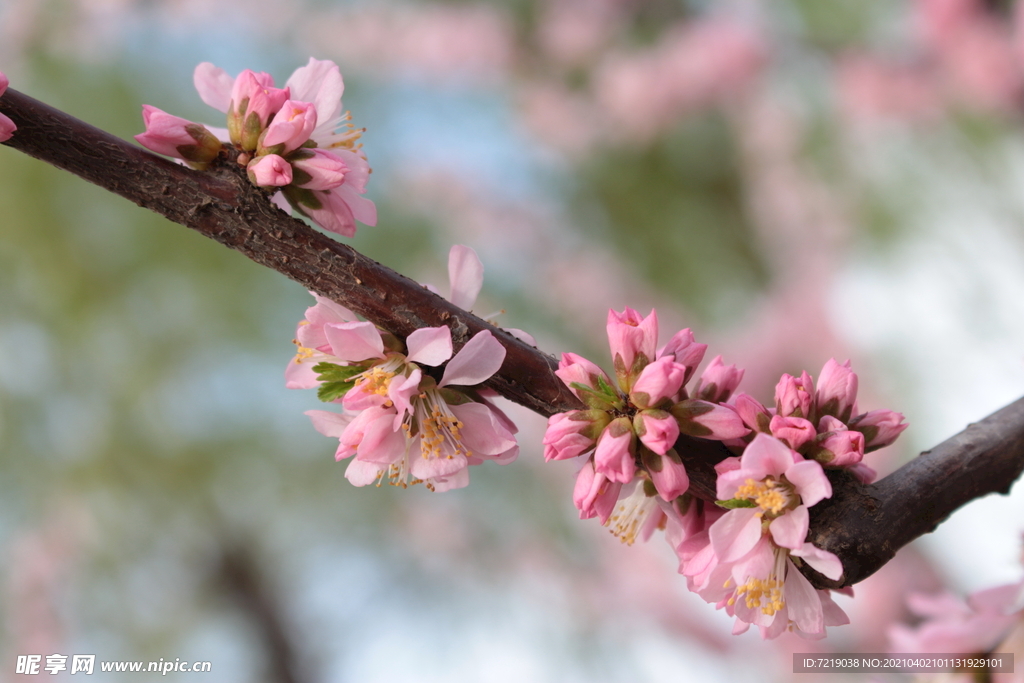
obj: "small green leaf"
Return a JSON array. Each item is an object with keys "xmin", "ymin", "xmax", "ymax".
[
  {"xmin": 715, "ymin": 498, "xmax": 757, "ymax": 509},
  {"xmin": 313, "ymin": 362, "xmax": 363, "ymax": 403}
]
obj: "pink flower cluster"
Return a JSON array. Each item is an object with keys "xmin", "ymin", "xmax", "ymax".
[
  {"xmin": 543, "ymin": 307, "xmax": 748, "ymax": 542},
  {"xmin": 0, "ymin": 71, "xmax": 16, "ymax": 142},
  {"xmin": 546, "ymin": 312, "xmax": 911, "ymax": 639},
  {"xmin": 135, "ymin": 58, "xmax": 375, "ymax": 238},
  {"xmin": 677, "ymin": 434, "xmax": 849, "ymax": 638},
  {"xmin": 729, "ymin": 359, "xmax": 908, "ymax": 484},
  {"xmin": 289, "ymin": 246, "xmax": 517, "ymax": 492}
]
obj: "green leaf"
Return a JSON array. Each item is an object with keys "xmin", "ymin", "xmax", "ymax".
[
  {"xmin": 313, "ymin": 362, "xmax": 363, "ymax": 403},
  {"xmin": 715, "ymin": 498, "xmax": 757, "ymax": 509}
]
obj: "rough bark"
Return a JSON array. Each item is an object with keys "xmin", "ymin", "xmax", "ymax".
[{"xmin": 3, "ymin": 88, "xmax": 1024, "ymax": 588}]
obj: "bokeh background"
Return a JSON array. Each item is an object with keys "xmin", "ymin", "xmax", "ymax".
[{"xmin": 2, "ymin": 0, "xmax": 1024, "ymax": 680}]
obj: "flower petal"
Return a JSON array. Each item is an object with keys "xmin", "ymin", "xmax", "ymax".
[
  {"xmin": 785, "ymin": 459, "xmax": 832, "ymax": 507},
  {"xmin": 440, "ymin": 330, "xmax": 506, "ymax": 387},
  {"xmin": 792, "ymin": 542, "xmax": 844, "ymax": 581},
  {"xmin": 768, "ymin": 505, "xmax": 808, "ymax": 550},
  {"xmin": 406, "ymin": 326, "xmax": 453, "ymax": 366},
  {"xmin": 784, "ymin": 559, "xmax": 824, "ymax": 635},
  {"xmin": 305, "ymin": 409, "xmax": 352, "ymax": 438},
  {"xmin": 345, "ymin": 458, "xmax": 383, "ymax": 486},
  {"xmin": 447, "ymin": 245, "xmax": 484, "ymax": 310},
  {"xmin": 450, "ymin": 402, "xmax": 516, "ymax": 456},
  {"xmin": 709, "ymin": 507, "xmax": 762, "ymax": 564},
  {"xmin": 324, "ymin": 321, "xmax": 385, "ymax": 361},
  {"xmin": 193, "ymin": 63, "xmax": 234, "ymax": 113}
]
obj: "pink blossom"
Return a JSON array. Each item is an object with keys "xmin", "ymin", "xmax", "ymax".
[
  {"xmin": 134, "ymin": 105, "xmax": 223, "ymax": 168},
  {"xmin": 286, "ymin": 292, "xmax": 357, "ymax": 390},
  {"xmin": 849, "ymin": 408, "xmax": 909, "ymax": 451},
  {"xmin": 671, "ymin": 399, "xmax": 749, "ymax": 440},
  {"xmin": 573, "ymin": 458, "xmax": 622, "ymax": 523},
  {"xmin": 542, "ymin": 410, "xmax": 608, "ymax": 462},
  {"xmin": 285, "ymin": 148, "xmax": 376, "ymax": 237},
  {"xmin": 775, "ymin": 371, "xmax": 815, "ymax": 419},
  {"xmin": 658, "ymin": 328, "xmax": 707, "ymax": 384},
  {"xmin": 0, "ymin": 71, "xmax": 15, "ymax": 142},
  {"xmin": 604, "ymin": 480, "xmax": 669, "ymax": 545},
  {"xmin": 769, "ymin": 415, "xmax": 816, "ymax": 451},
  {"xmin": 645, "ymin": 451, "xmax": 690, "ymax": 502},
  {"xmin": 629, "ymin": 356, "xmax": 687, "ymax": 409},
  {"xmin": 813, "ymin": 416, "xmax": 865, "ymax": 467},
  {"xmin": 693, "ymin": 355, "xmax": 745, "ymax": 403},
  {"xmin": 816, "ymin": 358, "xmax": 858, "ymax": 423},
  {"xmin": 634, "ymin": 410, "xmax": 680, "ymax": 456},
  {"xmin": 290, "ymin": 148, "xmax": 348, "ymax": 192},
  {"xmin": 732, "ymin": 392, "xmax": 772, "ymax": 434},
  {"xmin": 713, "ymin": 434, "xmax": 832, "ymax": 561},
  {"xmin": 247, "ymin": 153, "xmax": 293, "ymax": 187},
  {"xmin": 607, "ymin": 306, "xmax": 658, "ymax": 390},
  {"xmin": 258, "ymin": 99, "xmax": 317, "ymax": 155},
  {"xmin": 223, "ymin": 69, "xmax": 290, "ymax": 151},
  {"xmin": 593, "ymin": 417, "xmax": 636, "ymax": 483}
]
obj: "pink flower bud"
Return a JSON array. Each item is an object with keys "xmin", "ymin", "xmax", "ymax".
[
  {"xmin": 645, "ymin": 450, "xmax": 690, "ymax": 501},
  {"xmin": 732, "ymin": 392, "xmax": 771, "ymax": 433},
  {"xmin": 672, "ymin": 400, "xmax": 749, "ymax": 440},
  {"xmin": 573, "ymin": 459, "xmax": 622, "ymax": 523},
  {"xmin": 135, "ymin": 105, "xmax": 223, "ymax": 168},
  {"xmin": 593, "ymin": 417, "xmax": 637, "ymax": 483},
  {"xmin": 694, "ymin": 355, "xmax": 745, "ymax": 403},
  {"xmin": 635, "ymin": 409, "xmax": 680, "ymax": 455},
  {"xmin": 848, "ymin": 408, "xmax": 908, "ymax": 452},
  {"xmin": 659, "ymin": 328, "xmax": 707, "ymax": 385},
  {"xmin": 607, "ymin": 307, "xmax": 658, "ymax": 391},
  {"xmin": 291, "ymin": 148, "xmax": 349, "ymax": 191},
  {"xmin": 775, "ymin": 371, "xmax": 814, "ymax": 419},
  {"xmin": 247, "ymin": 153, "xmax": 293, "ymax": 187},
  {"xmin": 0, "ymin": 71, "xmax": 15, "ymax": 142},
  {"xmin": 555, "ymin": 352, "xmax": 618, "ymax": 407},
  {"xmin": 630, "ymin": 356, "xmax": 687, "ymax": 409},
  {"xmin": 543, "ymin": 411, "xmax": 606, "ymax": 461},
  {"xmin": 816, "ymin": 358, "xmax": 859, "ymax": 423},
  {"xmin": 769, "ymin": 415, "xmax": 816, "ymax": 451},
  {"xmin": 813, "ymin": 420, "xmax": 865, "ymax": 467},
  {"xmin": 228, "ymin": 70, "xmax": 290, "ymax": 151},
  {"xmin": 258, "ymin": 99, "xmax": 317, "ymax": 155}
]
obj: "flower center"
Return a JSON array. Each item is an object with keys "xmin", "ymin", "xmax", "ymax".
[
  {"xmin": 727, "ymin": 546, "xmax": 790, "ymax": 617},
  {"xmin": 415, "ymin": 390, "xmax": 469, "ymax": 461},
  {"xmin": 605, "ymin": 485, "xmax": 662, "ymax": 546},
  {"xmin": 734, "ymin": 477, "xmax": 793, "ymax": 516},
  {"xmin": 356, "ymin": 367, "xmax": 395, "ymax": 398}
]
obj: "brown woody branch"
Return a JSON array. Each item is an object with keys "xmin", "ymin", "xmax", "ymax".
[{"xmin": 3, "ymin": 88, "xmax": 1023, "ymax": 588}]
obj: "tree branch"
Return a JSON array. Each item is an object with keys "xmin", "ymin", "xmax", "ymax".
[{"xmin": 3, "ymin": 88, "xmax": 1023, "ymax": 589}]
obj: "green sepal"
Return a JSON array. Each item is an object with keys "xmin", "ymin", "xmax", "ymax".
[
  {"xmin": 642, "ymin": 478, "xmax": 658, "ymax": 498},
  {"xmin": 639, "ymin": 445, "xmax": 662, "ymax": 473},
  {"xmin": 569, "ymin": 381, "xmax": 617, "ymax": 411},
  {"xmin": 715, "ymin": 498, "xmax": 757, "ymax": 510},
  {"xmin": 670, "ymin": 399, "xmax": 715, "ymax": 438},
  {"xmin": 241, "ymin": 110, "xmax": 263, "ymax": 152},
  {"xmin": 283, "ymin": 185, "xmax": 323, "ymax": 211}
]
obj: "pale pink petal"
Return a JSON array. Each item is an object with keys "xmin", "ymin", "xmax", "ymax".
[
  {"xmin": 324, "ymin": 321, "xmax": 385, "ymax": 361},
  {"xmin": 709, "ymin": 507, "xmax": 763, "ymax": 563},
  {"xmin": 0, "ymin": 113, "xmax": 15, "ymax": 142},
  {"xmin": 504, "ymin": 328, "xmax": 537, "ymax": 345},
  {"xmin": 333, "ymin": 182, "xmax": 377, "ymax": 226},
  {"xmin": 285, "ymin": 58, "xmax": 345, "ymax": 138},
  {"xmin": 431, "ymin": 466, "xmax": 471, "ymax": 492},
  {"xmin": 742, "ymin": 433, "xmax": 799, "ymax": 479},
  {"xmin": 785, "ymin": 460, "xmax": 832, "ymax": 507},
  {"xmin": 792, "ymin": 542, "xmax": 844, "ymax": 581},
  {"xmin": 194, "ymin": 62, "xmax": 234, "ymax": 113},
  {"xmin": 819, "ymin": 591, "xmax": 850, "ymax": 626},
  {"xmin": 406, "ymin": 326, "xmax": 453, "ymax": 366},
  {"xmin": 355, "ymin": 415, "xmax": 407, "ymax": 464},
  {"xmin": 285, "ymin": 357, "xmax": 321, "ymax": 389},
  {"xmin": 784, "ymin": 560, "xmax": 824, "ymax": 635},
  {"xmin": 450, "ymin": 402, "xmax": 516, "ymax": 455},
  {"xmin": 305, "ymin": 409, "xmax": 352, "ymax": 438},
  {"xmin": 440, "ymin": 330, "xmax": 505, "ymax": 386},
  {"xmin": 448, "ymin": 245, "xmax": 484, "ymax": 310},
  {"xmin": 345, "ymin": 458, "xmax": 383, "ymax": 486},
  {"xmin": 301, "ymin": 189, "xmax": 357, "ymax": 237},
  {"xmin": 768, "ymin": 505, "xmax": 808, "ymax": 550},
  {"xmin": 410, "ymin": 451, "xmax": 467, "ymax": 479}
]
